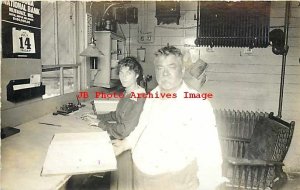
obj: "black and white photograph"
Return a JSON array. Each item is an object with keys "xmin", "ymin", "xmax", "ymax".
[{"xmin": 1, "ymin": 1, "xmax": 300, "ymax": 190}]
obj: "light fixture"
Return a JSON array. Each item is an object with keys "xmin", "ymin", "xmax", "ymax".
[
  {"xmin": 80, "ymin": 37, "xmax": 104, "ymax": 57},
  {"xmin": 80, "ymin": 37, "xmax": 104, "ymax": 69},
  {"xmin": 80, "ymin": 2, "xmax": 104, "ymax": 69},
  {"xmin": 137, "ymin": 46, "xmax": 146, "ymax": 62}
]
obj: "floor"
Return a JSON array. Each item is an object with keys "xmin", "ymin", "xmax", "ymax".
[
  {"xmin": 63, "ymin": 173, "xmax": 111, "ymax": 190},
  {"xmin": 281, "ymin": 173, "xmax": 300, "ymax": 190},
  {"xmin": 61, "ymin": 150, "xmax": 133, "ymax": 190},
  {"xmin": 62, "ymin": 172, "xmax": 300, "ymax": 190}
]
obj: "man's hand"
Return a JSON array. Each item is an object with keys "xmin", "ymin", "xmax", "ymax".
[
  {"xmin": 88, "ymin": 121, "xmax": 99, "ymax": 127},
  {"xmin": 81, "ymin": 113, "xmax": 97, "ymax": 120},
  {"xmin": 112, "ymin": 139, "xmax": 130, "ymax": 156},
  {"xmin": 87, "ymin": 118, "xmax": 99, "ymax": 127}
]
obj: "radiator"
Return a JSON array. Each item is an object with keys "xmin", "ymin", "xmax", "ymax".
[
  {"xmin": 214, "ymin": 109, "xmax": 268, "ymax": 158},
  {"xmin": 196, "ymin": 2, "xmax": 271, "ymax": 48},
  {"xmin": 214, "ymin": 110, "xmax": 294, "ymax": 189}
]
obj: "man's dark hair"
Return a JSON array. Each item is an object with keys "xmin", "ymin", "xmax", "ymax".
[
  {"xmin": 154, "ymin": 46, "xmax": 183, "ymax": 57},
  {"xmin": 118, "ymin": 56, "xmax": 143, "ymax": 84}
]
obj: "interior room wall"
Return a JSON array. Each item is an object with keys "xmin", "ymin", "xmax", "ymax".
[
  {"xmin": 0, "ymin": 56, "xmax": 76, "ymax": 128},
  {"xmin": 0, "ymin": 2, "xmax": 90, "ymax": 128},
  {"xmin": 1, "ymin": 59, "xmax": 43, "ymax": 126},
  {"xmin": 120, "ymin": 1, "xmax": 300, "ymax": 172}
]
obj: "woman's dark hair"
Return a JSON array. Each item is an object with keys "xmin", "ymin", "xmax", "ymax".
[{"xmin": 117, "ymin": 56, "xmax": 143, "ymax": 84}]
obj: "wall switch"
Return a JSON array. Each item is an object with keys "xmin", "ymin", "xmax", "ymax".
[
  {"xmin": 243, "ymin": 48, "xmax": 253, "ymax": 55},
  {"xmin": 240, "ymin": 48, "xmax": 254, "ymax": 56},
  {"xmin": 138, "ymin": 31, "xmax": 154, "ymax": 44}
]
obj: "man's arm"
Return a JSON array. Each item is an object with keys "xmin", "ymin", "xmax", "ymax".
[{"xmin": 191, "ymin": 100, "xmax": 225, "ymax": 190}]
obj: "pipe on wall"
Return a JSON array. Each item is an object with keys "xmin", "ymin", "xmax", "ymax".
[{"xmin": 277, "ymin": 1, "xmax": 291, "ymax": 118}]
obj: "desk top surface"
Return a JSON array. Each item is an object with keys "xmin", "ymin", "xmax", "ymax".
[{"xmin": 1, "ymin": 105, "xmax": 103, "ymax": 190}]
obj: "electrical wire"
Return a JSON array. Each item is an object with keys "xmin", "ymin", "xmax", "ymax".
[
  {"xmin": 102, "ymin": 3, "xmax": 119, "ymax": 20},
  {"xmin": 118, "ymin": 23, "xmax": 126, "ymax": 39},
  {"xmin": 128, "ymin": 23, "xmax": 131, "ymax": 55},
  {"xmin": 146, "ymin": 2, "xmax": 148, "ymax": 32},
  {"xmin": 118, "ymin": 23, "xmax": 129, "ymax": 56},
  {"xmin": 142, "ymin": 1, "xmax": 145, "ymax": 33}
]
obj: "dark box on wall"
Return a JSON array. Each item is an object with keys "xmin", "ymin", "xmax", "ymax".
[
  {"xmin": 127, "ymin": 7, "xmax": 138, "ymax": 24},
  {"xmin": 7, "ymin": 79, "xmax": 45, "ymax": 102},
  {"xmin": 156, "ymin": 1, "xmax": 180, "ymax": 25}
]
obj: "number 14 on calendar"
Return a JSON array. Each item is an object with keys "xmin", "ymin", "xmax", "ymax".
[{"xmin": 12, "ymin": 27, "xmax": 36, "ymax": 54}]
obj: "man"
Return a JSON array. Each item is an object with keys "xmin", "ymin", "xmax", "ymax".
[{"xmin": 113, "ymin": 46, "xmax": 225, "ymax": 190}]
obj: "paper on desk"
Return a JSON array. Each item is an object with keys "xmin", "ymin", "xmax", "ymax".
[
  {"xmin": 41, "ymin": 131, "xmax": 117, "ymax": 176},
  {"xmin": 94, "ymin": 99, "xmax": 119, "ymax": 113},
  {"xmin": 13, "ymin": 74, "xmax": 41, "ymax": 90}
]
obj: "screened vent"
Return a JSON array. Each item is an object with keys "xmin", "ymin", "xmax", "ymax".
[{"xmin": 195, "ymin": 2, "xmax": 271, "ymax": 48}]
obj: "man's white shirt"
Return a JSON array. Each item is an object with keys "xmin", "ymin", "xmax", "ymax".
[{"xmin": 125, "ymin": 82, "xmax": 225, "ymax": 189}]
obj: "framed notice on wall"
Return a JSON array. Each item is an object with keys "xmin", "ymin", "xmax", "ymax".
[{"xmin": 2, "ymin": 1, "xmax": 41, "ymax": 59}]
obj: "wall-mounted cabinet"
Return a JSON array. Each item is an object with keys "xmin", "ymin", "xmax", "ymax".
[
  {"xmin": 93, "ymin": 31, "xmax": 126, "ymax": 88},
  {"xmin": 156, "ymin": 1, "xmax": 180, "ymax": 25}
]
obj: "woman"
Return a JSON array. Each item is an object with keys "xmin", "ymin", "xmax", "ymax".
[
  {"xmin": 88, "ymin": 56, "xmax": 146, "ymax": 140},
  {"xmin": 82, "ymin": 57, "xmax": 146, "ymax": 189}
]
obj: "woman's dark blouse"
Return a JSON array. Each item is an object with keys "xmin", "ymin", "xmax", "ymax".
[{"xmin": 97, "ymin": 87, "xmax": 146, "ymax": 140}]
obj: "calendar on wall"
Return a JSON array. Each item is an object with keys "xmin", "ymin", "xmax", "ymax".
[
  {"xmin": 2, "ymin": 1, "xmax": 41, "ymax": 59},
  {"xmin": 12, "ymin": 27, "xmax": 36, "ymax": 54}
]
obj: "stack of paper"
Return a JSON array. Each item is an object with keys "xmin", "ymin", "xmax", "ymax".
[{"xmin": 41, "ymin": 132, "xmax": 117, "ymax": 176}]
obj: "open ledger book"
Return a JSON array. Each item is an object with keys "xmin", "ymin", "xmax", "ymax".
[{"xmin": 41, "ymin": 131, "xmax": 117, "ymax": 176}]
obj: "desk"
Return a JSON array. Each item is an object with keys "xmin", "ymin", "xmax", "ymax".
[{"xmin": 1, "ymin": 105, "xmax": 103, "ymax": 190}]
